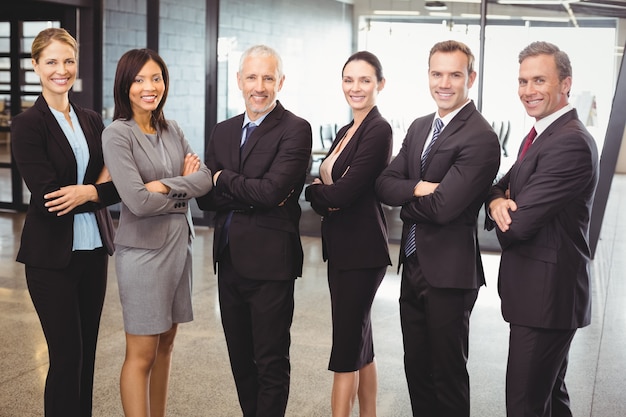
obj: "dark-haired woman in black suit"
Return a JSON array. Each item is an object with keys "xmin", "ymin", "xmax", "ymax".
[{"xmin": 305, "ymin": 51, "xmax": 392, "ymax": 417}]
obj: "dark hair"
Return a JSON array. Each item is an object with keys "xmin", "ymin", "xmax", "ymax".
[
  {"xmin": 429, "ymin": 40, "xmax": 475, "ymax": 74},
  {"xmin": 112, "ymin": 48, "xmax": 169, "ymax": 131},
  {"xmin": 518, "ymin": 41, "xmax": 572, "ymax": 81},
  {"xmin": 31, "ymin": 27, "xmax": 78, "ymax": 63},
  {"xmin": 342, "ymin": 51, "xmax": 384, "ymax": 82}
]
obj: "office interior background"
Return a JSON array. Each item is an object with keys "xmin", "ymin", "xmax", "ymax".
[{"xmin": 1, "ymin": 0, "xmax": 626, "ymax": 416}]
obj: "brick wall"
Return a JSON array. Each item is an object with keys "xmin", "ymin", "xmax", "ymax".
[
  {"xmin": 103, "ymin": 0, "xmax": 353, "ymax": 156},
  {"xmin": 218, "ymin": 0, "xmax": 354, "ymax": 141}
]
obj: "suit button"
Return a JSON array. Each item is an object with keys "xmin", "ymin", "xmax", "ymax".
[{"xmin": 182, "ymin": 202, "xmax": 186, "ymax": 207}]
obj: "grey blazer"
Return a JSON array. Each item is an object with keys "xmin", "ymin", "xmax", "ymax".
[{"xmin": 102, "ymin": 118, "xmax": 212, "ymax": 249}]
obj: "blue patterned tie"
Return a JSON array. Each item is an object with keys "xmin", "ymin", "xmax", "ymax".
[
  {"xmin": 420, "ymin": 118, "xmax": 444, "ymax": 174},
  {"xmin": 405, "ymin": 118, "xmax": 444, "ymax": 258},
  {"xmin": 240, "ymin": 122, "xmax": 257, "ymax": 152},
  {"xmin": 219, "ymin": 122, "xmax": 258, "ymax": 254}
]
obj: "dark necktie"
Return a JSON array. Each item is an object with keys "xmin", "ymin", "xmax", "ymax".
[
  {"xmin": 405, "ymin": 118, "xmax": 444, "ymax": 258},
  {"xmin": 518, "ymin": 126, "xmax": 536, "ymax": 160},
  {"xmin": 240, "ymin": 122, "xmax": 257, "ymax": 153},
  {"xmin": 219, "ymin": 122, "xmax": 258, "ymax": 254},
  {"xmin": 420, "ymin": 117, "xmax": 444, "ymax": 174}
]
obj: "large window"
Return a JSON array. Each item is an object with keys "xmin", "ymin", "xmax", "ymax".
[
  {"xmin": 358, "ymin": 16, "xmax": 617, "ymax": 172},
  {"xmin": 0, "ymin": 19, "xmax": 61, "ymax": 210}
]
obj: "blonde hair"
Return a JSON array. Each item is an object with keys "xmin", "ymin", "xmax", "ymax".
[{"xmin": 31, "ymin": 28, "xmax": 78, "ymax": 62}]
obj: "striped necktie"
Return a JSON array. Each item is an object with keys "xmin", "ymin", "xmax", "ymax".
[{"xmin": 405, "ymin": 118, "xmax": 444, "ymax": 258}]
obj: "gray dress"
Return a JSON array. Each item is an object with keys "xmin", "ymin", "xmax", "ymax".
[{"xmin": 102, "ymin": 119, "xmax": 212, "ymax": 335}]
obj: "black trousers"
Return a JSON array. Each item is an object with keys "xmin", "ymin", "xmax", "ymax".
[
  {"xmin": 25, "ymin": 248, "xmax": 108, "ymax": 417},
  {"xmin": 399, "ymin": 254, "xmax": 478, "ymax": 417},
  {"xmin": 506, "ymin": 324, "xmax": 576, "ymax": 417},
  {"xmin": 217, "ymin": 249, "xmax": 295, "ymax": 417}
]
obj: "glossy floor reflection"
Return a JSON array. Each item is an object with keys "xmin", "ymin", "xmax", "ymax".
[{"xmin": 1, "ymin": 175, "xmax": 625, "ymax": 417}]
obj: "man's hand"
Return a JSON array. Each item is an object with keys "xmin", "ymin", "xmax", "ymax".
[
  {"xmin": 489, "ymin": 196, "xmax": 517, "ymax": 232},
  {"xmin": 413, "ymin": 180, "xmax": 439, "ymax": 197},
  {"xmin": 278, "ymin": 189, "xmax": 295, "ymax": 207},
  {"xmin": 213, "ymin": 170, "xmax": 222, "ymax": 186}
]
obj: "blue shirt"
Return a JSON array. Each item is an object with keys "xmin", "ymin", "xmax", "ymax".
[
  {"xmin": 50, "ymin": 105, "xmax": 103, "ymax": 251},
  {"xmin": 241, "ymin": 111, "xmax": 269, "ymax": 144}
]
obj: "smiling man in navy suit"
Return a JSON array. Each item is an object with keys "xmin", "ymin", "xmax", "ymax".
[
  {"xmin": 486, "ymin": 41, "xmax": 599, "ymax": 417},
  {"xmin": 376, "ymin": 40, "xmax": 500, "ymax": 416},
  {"xmin": 197, "ymin": 45, "xmax": 312, "ymax": 417}
]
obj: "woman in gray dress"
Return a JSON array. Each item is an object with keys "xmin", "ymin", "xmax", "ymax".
[{"xmin": 102, "ymin": 49, "xmax": 212, "ymax": 417}]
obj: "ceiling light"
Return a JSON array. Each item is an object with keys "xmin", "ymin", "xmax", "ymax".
[
  {"xmin": 460, "ymin": 13, "xmax": 512, "ymax": 19},
  {"xmin": 498, "ymin": 0, "xmax": 579, "ymax": 4},
  {"xmin": 372, "ymin": 10, "xmax": 421, "ymax": 15},
  {"xmin": 425, "ymin": 1, "xmax": 448, "ymax": 11},
  {"xmin": 521, "ymin": 15, "xmax": 571, "ymax": 22}
]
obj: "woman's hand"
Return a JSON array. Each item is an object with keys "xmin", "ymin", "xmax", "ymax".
[
  {"xmin": 308, "ymin": 177, "xmax": 338, "ymax": 210},
  {"xmin": 44, "ymin": 185, "xmax": 98, "ymax": 216},
  {"xmin": 145, "ymin": 180, "xmax": 169, "ymax": 194},
  {"xmin": 96, "ymin": 166, "xmax": 112, "ymax": 184},
  {"xmin": 182, "ymin": 153, "xmax": 201, "ymax": 176}
]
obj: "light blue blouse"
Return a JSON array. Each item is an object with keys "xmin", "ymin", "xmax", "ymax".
[{"xmin": 50, "ymin": 105, "xmax": 103, "ymax": 251}]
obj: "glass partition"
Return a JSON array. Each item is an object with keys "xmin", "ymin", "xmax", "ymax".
[
  {"xmin": 482, "ymin": 21, "xmax": 616, "ymax": 176},
  {"xmin": 0, "ymin": 19, "xmax": 60, "ymax": 209},
  {"xmin": 360, "ymin": 19, "xmax": 482, "ymax": 156},
  {"xmin": 358, "ymin": 14, "xmax": 617, "ymax": 179}
]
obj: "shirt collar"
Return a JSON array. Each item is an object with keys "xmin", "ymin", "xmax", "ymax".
[
  {"xmin": 533, "ymin": 103, "xmax": 573, "ymax": 137},
  {"xmin": 435, "ymin": 98, "xmax": 472, "ymax": 128},
  {"xmin": 243, "ymin": 111, "xmax": 269, "ymax": 129}
]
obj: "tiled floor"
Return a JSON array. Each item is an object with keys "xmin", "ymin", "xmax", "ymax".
[{"xmin": 1, "ymin": 175, "xmax": 625, "ymax": 417}]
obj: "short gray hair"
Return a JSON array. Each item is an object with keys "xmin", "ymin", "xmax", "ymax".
[{"xmin": 239, "ymin": 44, "xmax": 283, "ymax": 79}]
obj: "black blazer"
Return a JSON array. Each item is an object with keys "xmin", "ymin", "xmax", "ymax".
[
  {"xmin": 486, "ymin": 109, "xmax": 598, "ymax": 329},
  {"xmin": 11, "ymin": 96, "xmax": 120, "ymax": 269},
  {"xmin": 376, "ymin": 101, "xmax": 501, "ymax": 289},
  {"xmin": 197, "ymin": 101, "xmax": 312, "ymax": 280},
  {"xmin": 304, "ymin": 106, "xmax": 392, "ymax": 271}
]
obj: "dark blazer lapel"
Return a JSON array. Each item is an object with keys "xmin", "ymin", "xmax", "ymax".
[
  {"xmin": 430, "ymin": 102, "xmax": 474, "ymax": 153},
  {"xmin": 327, "ymin": 123, "xmax": 350, "ymax": 156},
  {"xmin": 331, "ymin": 106, "xmax": 382, "ymax": 173},
  {"xmin": 523, "ymin": 109, "xmax": 578, "ymax": 162},
  {"xmin": 513, "ymin": 110, "xmax": 578, "ymax": 199},
  {"xmin": 241, "ymin": 102, "xmax": 284, "ymax": 163},
  {"xmin": 411, "ymin": 114, "xmax": 434, "ymax": 178},
  {"xmin": 510, "ymin": 109, "xmax": 579, "ymax": 188},
  {"xmin": 37, "ymin": 98, "xmax": 77, "ymax": 178},
  {"xmin": 227, "ymin": 114, "xmax": 245, "ymax": 168},
  {"xmin": 419, "ymin": 102, "xmax": 475, "ymax": 175}
]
